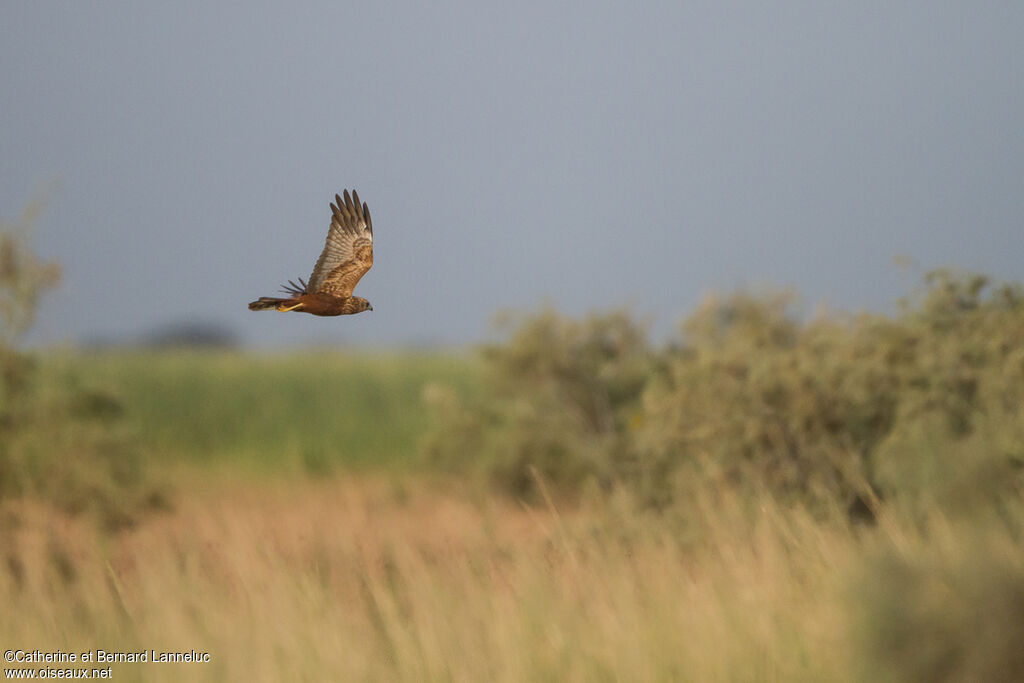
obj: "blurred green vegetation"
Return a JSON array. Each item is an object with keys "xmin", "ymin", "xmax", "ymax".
[
  {"xmin": 424, "ymin": 270, "xmax": 1024, "ymax": 522},
  {"xmin": 41, "ymin": 350, "xmax": 478, "ymax": 474},
  {"xmin": 850, "ymin": 520, "xmax": 1024, "ymax": 683},
  {"xmin": 421, "ymin": 309, "xmax": 654, "ymax": 496},
  {"xmin": 1, "ymin": 204, "xmax": 159, "ymax": 529}
]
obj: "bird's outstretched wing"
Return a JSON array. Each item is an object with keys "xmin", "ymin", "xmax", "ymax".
[{"xmin": 307, "ymin": 189, "xmax": 374, "ymax": 298}]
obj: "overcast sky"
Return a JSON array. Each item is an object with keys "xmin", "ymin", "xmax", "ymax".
[{"xmin": 3, "ymin": 1, "xmax": 1022, "ymax": 348}]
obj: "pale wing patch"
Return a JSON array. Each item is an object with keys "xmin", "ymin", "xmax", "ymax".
[
  {"xmin": 306, "ymin": 189, "xmax": 373, "ymax": 295},
  {"xmin": 319, "ymin": 238, "xmax": 373, "ymax": 298}
]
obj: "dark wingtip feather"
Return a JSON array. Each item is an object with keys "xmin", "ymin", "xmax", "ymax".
[
  {"xmin": 279, "ymin": 278, "xmax": 308, "ymax": 296},
  {"xmin": 330, "ymin": 197, "xmax": 345, "ymax": 225},
  {"xmin": 329, "ymin": 189, "xmax": 371, "ymax": 231}
]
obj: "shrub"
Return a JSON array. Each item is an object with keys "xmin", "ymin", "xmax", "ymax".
[
  {"xmin": 423, "ymin": 271, "xmax": 1024, "ymax": 519},
  {"xmin": 422, "ymin": 309, "xmax": 653, "ymax": 499},
  {"xmin": 849, "ymin": 522, "xmax": 1024, "ymax": 683},
  {"xmin": 0, "ymin": 205, "xmax": 160, "ymax": 529},
  {"xmin": 642, "ymin": 271, "xmax": 1024, "ymax": 516}
]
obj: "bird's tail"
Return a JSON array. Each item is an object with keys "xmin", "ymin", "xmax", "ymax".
[{"xmin": 248, "ymin": 297, "xmax": 292, "ymax": 311}]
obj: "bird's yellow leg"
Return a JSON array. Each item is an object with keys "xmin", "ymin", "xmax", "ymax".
[{"xmin": 277, "ymin": 302, "xmax": 304, "ymax": 312}]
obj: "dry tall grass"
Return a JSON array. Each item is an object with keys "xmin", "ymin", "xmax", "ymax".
[
  {"xmin": 0, "ymin": 474, "xmax": 866, "ymax": 682},
  {"xmin": 9, "ymin": 472, "xmax": 1015, "ymax": 682}
]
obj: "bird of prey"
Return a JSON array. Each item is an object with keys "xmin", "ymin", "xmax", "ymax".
[{"xmin": 249, "ymin": 190, "xmax": 374, "ymax": 316}]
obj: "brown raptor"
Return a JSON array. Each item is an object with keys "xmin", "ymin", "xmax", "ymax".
[{"xmin": 248, "ymin": 189, "xmax": 374, "ymax": 316}]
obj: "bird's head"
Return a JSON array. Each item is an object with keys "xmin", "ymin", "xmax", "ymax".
[{"xmin": 351, "ymin": 297, "xmax": 373, "ymax": 313}]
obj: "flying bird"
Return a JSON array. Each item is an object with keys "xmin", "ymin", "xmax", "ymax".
[{"xmin": 249, "ymin": 190, "xmax": 374, "ymax": 316}]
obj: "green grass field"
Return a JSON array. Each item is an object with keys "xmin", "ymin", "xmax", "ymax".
[{"xmin": 39, "ymin": 349, "xmax": 478, "ymax": 473}]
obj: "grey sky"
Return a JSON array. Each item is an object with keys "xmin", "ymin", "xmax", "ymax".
[{"xmin": 3, "ymin": 1, "xmax": 1022, "ymax": 348}]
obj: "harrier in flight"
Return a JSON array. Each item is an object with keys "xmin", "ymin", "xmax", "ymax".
[{"xmin": 249, "ymin": 190, "xmax": 374, "ymax": 316}]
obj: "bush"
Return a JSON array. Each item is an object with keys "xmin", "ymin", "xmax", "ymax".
[
  {"xmin": 849, "ymin": 522, "xmax": 1024, "ymax": 683},
  {"xmin": 422, "ymin": 309, "xmax": 653, "ymax": 499},
  {"xmin": 423, "ymin": 271, "xmax": 1024, "ymax": 519},
  {"xmin": 0, "ymin": 205, "xmax": 160, "ymax": 529}
]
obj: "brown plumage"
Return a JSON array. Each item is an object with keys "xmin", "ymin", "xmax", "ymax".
[{"xmin": 248, "ymin": 190, "xmax": 374, "ymax": 316}]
